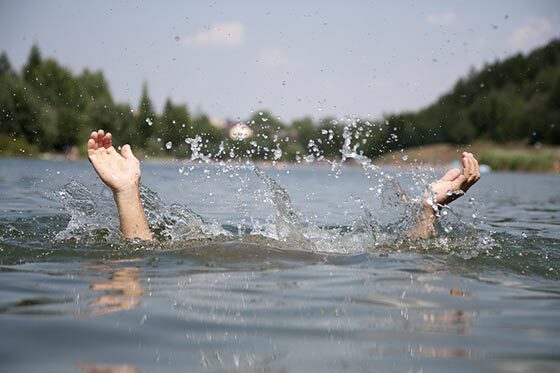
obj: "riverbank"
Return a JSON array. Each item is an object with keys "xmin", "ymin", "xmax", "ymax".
[
  {"xmin": 1, "ymin": 134, "xmax": 559, "ymax": 172},
  {"xmin": 375, "ymin": 142, "xmax": 560, "ymax": 173}
]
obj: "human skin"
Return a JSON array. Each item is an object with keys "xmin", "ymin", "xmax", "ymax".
[
  {"xmin": 87, "ymin": 130, "xmax": 152, "ymax": 240},
  {"xmin": 409, "ymin": 152, "xmax": 481, "ymax": 239},
  {"xmin": 86, "ymin": 130, "xmax": 480, "ymax": 241}
]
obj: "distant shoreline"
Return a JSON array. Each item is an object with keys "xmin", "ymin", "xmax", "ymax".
[{"xmin": 2, "ymin": 142, "xmax": 559, "ymax": 173}]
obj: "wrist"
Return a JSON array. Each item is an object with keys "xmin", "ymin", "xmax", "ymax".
[
  {"xmin": 421, "ymin": 204, "xmax": 437, "ymax": 221},
  {"xmin": 114, "ymin": 184, "xmax": 141, "ymax": 202}
]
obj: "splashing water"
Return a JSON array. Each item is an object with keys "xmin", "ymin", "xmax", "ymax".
[
  {"xmin": 49, "ymin": 115, "xmax": 501, "ymax": 259},
  {"xmin": 253, "ymin": 167, "xmax": 313, "ymax": 249}
]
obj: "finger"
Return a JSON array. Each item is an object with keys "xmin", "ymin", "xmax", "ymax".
[
  {"xmin": 470, "ymin": 153, "xmax": 480, "ymax": 181},
  {"xmin": 466, "ymin": 153, "xmax": 476, "ymax": 182},
  {"xmin": 103, "ymin": 132, "xmax": 112, "ymax": 149},
  {"xmin": 463, "ymin": 152, "xmax": 473, "ymax": 179},
  {"xmin": 121, "ymin": 144, "xmax": 134, "ymax": 159},
  {"xmin": 97, "ymin": 129, "xmax": 105, "ymax": 148},
  {"xmin": 89, "ymin": 132, "xmax": 99, "ymax": 151},
  {"xmin": 452, "ymin": 174, "xmax": 467, "ymax": 191},
  {"xmin": 442, "ymin": 168, "xmax": 461, "ymax": 181},
  {"xmin": 87, "ymin": 139, "xmax": 96, "ymax": 157},
  {"xmin": 461, "ymin": 153, "xmax": 470, "ymax": 178}
]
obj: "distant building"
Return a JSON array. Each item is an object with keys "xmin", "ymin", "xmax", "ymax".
[
  {"xmin": 228, "ymin": 122, "xmax": 253, "ymax": 140},
  {"xmin": 209, "ymin": 118, "xmax": 226, "ymax": 129}
]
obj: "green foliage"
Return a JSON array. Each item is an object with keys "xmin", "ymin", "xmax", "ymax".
[
  {"xmin": 0, "ymin": 133, "xmax": 39, "ymax": 156},
  {"xmin": 403, "ymin": 39, "xmax": 560, "ymax": 146},
  {"xmin": 0, "ymin": 52, "xmax": 14, "ymax": 76},
  {"xmin": 1, "ymin": 40, "xmax": 559, "ymax": 160},
  {"xmin": 159, "ymin": 99, "xmax": 190, "ymax": 157},
  {"xmin": 479, "ymin": 149, "xmax": 559, "ymax": 172},
  {"xmin": 135, "ymin": 83, "xmax": 156, "ymax": 149}
]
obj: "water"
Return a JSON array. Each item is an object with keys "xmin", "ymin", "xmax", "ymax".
[{"xmin": 1, "ymin": 157, "xmax": 559, "ymax": 372}]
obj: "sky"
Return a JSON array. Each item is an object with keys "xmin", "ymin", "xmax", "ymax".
[{"xmin": 1, "ymin": 0, "xmax": 559, "ymax": 122}]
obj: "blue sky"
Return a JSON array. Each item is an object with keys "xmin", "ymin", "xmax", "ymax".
[{"xmin": 1, "ymin": 0, "xmax": 559, "ymax": 122}]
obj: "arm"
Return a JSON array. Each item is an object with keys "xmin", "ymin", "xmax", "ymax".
[
  {"xmin": 408, "ymin": 152, "xmax": 481, "ymax": 239},
  {"xmin": 87, "ymin": 130, "xmax": 153, "ymax": 241}
]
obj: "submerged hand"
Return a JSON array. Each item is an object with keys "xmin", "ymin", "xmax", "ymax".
[
  {"xmin": 426, "ymin": 152, "xmax": 481, "ymax": 209},
  {"xmin": 87, "ymin": 130, "xmax": 141, "ymax": 194}
]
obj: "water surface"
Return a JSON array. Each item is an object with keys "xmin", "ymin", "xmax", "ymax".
[{"xmin": 1, "ymin": 158, "xmax": 559, "ymax": 372}]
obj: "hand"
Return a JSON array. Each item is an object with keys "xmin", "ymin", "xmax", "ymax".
[
  {"xmin": 426, "ymin": 152, "xmax": 481, "ymax": 209},
  {"xmin": 87, "ymin": 130, "xmax": 141, "ymax": 194}
]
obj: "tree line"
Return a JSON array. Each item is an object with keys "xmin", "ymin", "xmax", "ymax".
[{"xmin": 1, "ymin": 40, "xmax": 559, "ymax": 161}]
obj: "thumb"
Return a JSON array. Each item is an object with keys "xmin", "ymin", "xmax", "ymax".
[
  {"xmin": 121, "ymin": 144, "xmax": 134, "ymax": 159},
  {"xmin": 451, "ymin": 174, "xmax": 466, "ymax": 190},
  {"xmin": 442, "ymin": 168, "xmax": 461, "ymax": 181}
]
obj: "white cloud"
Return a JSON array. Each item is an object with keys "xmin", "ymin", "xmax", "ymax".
[
  {"xmin": 257, "ymin": 49, "xmax": 300, "ymax": 69},
  {"xmin": 426, "ymin": 12, "xmax": 456, "ymax": 26},
  {"xmin": 506, "ymin": 17, "xmax": 559, "ymax": 51},
  {"xmin": 181, "ymin": 22, "xmax": 245, "ymax": 47}
]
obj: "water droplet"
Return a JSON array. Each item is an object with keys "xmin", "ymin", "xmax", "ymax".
[
  {"xmin": 402, "ymin": 155, "xmax": 408, "ymax": 161},
  {"xmin": 145, "ymin": 117, "xmax": 153, "ymax": 126},
  {"xmin": 174, "ymin": 36, "xmax": 180, "ymax": 41},
  {"xmin": 165, "ymin": 141, "xmax": 173, "ymax": 150}
]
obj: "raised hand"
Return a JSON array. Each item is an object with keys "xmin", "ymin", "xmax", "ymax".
[
  {"xmin": 410, "ymin": 152, "xmax": 481, "ymax": 239},
  {"xmin": 426, "ymin": 152, "xmax": 481, "ymax": 209},
  {"xmin": 86, "ymin": 129, "xmax": 152, "ymax": 240},
  {"xmin": 87, "ymin": 130, "xmax": 141, "ymax": 194}
]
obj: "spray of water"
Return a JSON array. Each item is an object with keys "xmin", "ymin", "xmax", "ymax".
[{"xmin": 55, "ymin": 116, "xmax": 494, "ymax": 257}]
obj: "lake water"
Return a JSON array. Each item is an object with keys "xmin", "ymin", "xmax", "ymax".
[{"xmin": 0, "ymin": 157, "xmax": 559, "ymax": 372}]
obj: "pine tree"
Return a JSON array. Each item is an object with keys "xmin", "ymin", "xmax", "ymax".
[{"xmin": 135, "ymin": 82, "xmax": 156, "ymax": 147}]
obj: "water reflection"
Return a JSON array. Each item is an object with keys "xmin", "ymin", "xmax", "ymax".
[
  {"xmin": 449, "ymin": 287, "xmax": 471, "ymax": 298},
  {"xmin": 415, "ymin": 346, "xmax": 473, "ymax": 358},
  {"xmin": 77, "ymin": 260, "xmax": 144, "ymax": 318},
  {"xmin": 78, "ymin": 363, "xmax": 138, "ymax": 373},
  {"xmin": 421, "ymin": 308, "xmax": 477, "ymax": 334}
]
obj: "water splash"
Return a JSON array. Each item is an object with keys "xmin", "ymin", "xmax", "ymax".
[
  {"xmin": 253, "ymin": 167, "xmax": 314, "ymax": 250},
  {"xmin": 140, "ymin": 186, "xmax": 227, "ymax": 241},
  {"xmin": 53, "ymin": 115, "xmax": 496, "ymax": 260},
  {"xmin": 56, "ymin": 180, "xmax": 119, "ymax": 240},
  {"xmin": 55, "ymin": 181, "xmax": 227, "ymax": 242}
]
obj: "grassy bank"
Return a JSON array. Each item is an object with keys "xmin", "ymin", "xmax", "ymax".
[
  {"xmin": 0, "ymin": 134, "xmax": 40, "ymax": 157},
  {"xmin": 478, "ymin": 149, "xmax": 560, "ymax": 172},
  {"xmin": 376, "ymin": 142, "xmax": 560, "ymax": 173},
  {"xmin": 2, "ymin": 134, "xmax": 559, "ymax": 172}
]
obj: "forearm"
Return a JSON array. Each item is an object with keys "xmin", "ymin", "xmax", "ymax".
[
  {"xmin": 407, "ymin": 206, "xmax": 437, "ymax": 239},
  {"xmin": 114, "ymin": 188, "xmax": 153, "ymax": 241}
]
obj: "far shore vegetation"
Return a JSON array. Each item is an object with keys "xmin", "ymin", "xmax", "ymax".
[{"xmin": 1, "ymin": 40, "xmax": 559, "ymax": 172}]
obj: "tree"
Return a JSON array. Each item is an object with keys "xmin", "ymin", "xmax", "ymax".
[
  {"xmin": 134, "ymin": 82, "xmax": 156, "ymax": 148},
  {"xmin": 291, "ymin": 116, "xmax": 317, "ymax": 153},
  {"xmin": 317, "ymin": 117, "xmax": 344, "ymax": 158},
  {"xmin": 160, "ymin": 98, "xmax": 190, "ymax": 156},
  {"xmin": 79, "ymin": 69, "xmax": 113, "ymax": 103},
  {"xmin": 23, "ymin": 45, "xmax": 42, "ymax": 82},
  {"xmin": 0, "ymin": 52, "xmax": 14, "ymax": 76}
]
